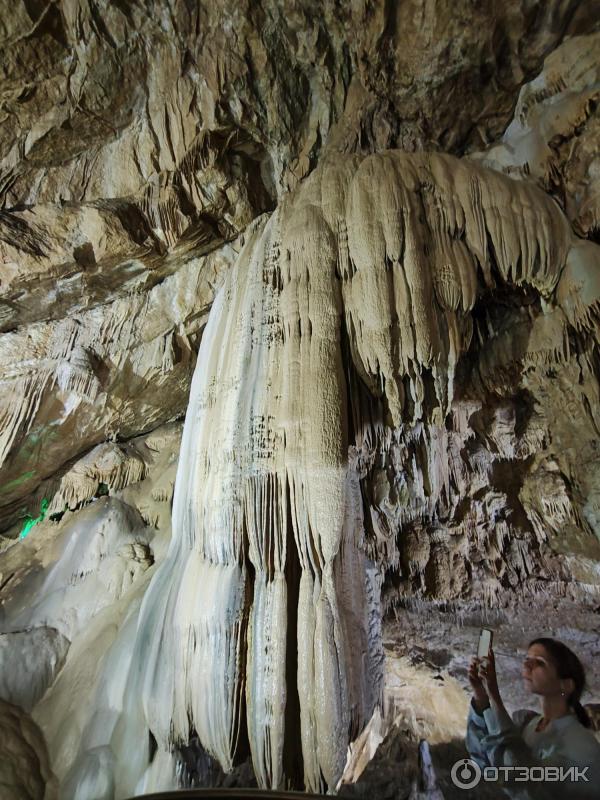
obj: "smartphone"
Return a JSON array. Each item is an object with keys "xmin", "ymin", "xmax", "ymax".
[{"xmin": 478, "ymin": 628, "xmax": 493, "ymax": 659}]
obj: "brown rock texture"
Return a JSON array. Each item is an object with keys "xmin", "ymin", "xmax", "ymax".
[{"xmin": 1, "ymin": 2, "xmax": 600, "ymax": 798}]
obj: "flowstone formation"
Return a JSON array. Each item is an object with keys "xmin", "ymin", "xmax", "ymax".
[
  {"xmin": 1, "ymin": 3, "xmax": 600, "ymax": 799},
  {"xmin": 130, "ymin": 151, "xmax": 599, "ymax": 793}
]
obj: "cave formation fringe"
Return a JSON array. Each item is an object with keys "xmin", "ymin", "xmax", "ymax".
[{"xmin": 131, "ymin": 151, "xmax": 599, "ymax": 792}]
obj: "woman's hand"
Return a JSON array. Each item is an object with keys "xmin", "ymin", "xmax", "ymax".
[
  {"xmin": 478, "ymin": 648, "xmax": 501, "ymax": 703},
  {"xmin": 468, "ymin": 657, "xmax": 489, "ymax": 712},
  {"xmin": 468, "ymin": 657, "xmax": 485, "ymax": 693}
]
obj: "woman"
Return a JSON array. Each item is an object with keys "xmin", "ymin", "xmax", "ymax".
[{"xmin": 465, "ymin": 637, "xmax": 600, "ymax": 799}]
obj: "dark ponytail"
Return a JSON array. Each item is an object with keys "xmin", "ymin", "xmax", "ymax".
[
  {"xmin": 571, "ymin": 699, "xmax": 592, "ymax": 728},
  {"xmin": 529, "ymin": 637, "xmax": 592, "ymax": 728}
]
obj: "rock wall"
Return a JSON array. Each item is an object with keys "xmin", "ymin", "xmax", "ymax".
[
  {"xmin": 1, "ymin": 2, "xmax": 600, "ymax": 798},
  {"xmin": 125, "ymin": 150, "xmax": 600, "ymax": 794}
]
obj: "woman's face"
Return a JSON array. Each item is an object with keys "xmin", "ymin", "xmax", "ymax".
[{"xmin": 521, "ymin": 643, "xmax": 562, "ymax": 695}]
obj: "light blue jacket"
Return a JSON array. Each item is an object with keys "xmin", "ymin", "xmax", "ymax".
[{"xmin": 466, "ymin": 699, "xmax": 600, "ymax": 799}]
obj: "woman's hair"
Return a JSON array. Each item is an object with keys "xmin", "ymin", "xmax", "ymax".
[{"xmin": 529, "ymin": 637, "xmax": 591, "ymax": 728}]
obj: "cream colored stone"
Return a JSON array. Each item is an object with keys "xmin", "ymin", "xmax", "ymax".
[{"xmin": 1, "ymin": 5, "xmax": 600, "ymax": 797}]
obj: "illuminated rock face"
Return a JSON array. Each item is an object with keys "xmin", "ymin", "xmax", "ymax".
[
  {"xmin": 1, "ymin": 4, "xmax": 600, "ymax": 798},
  {"xmin": 1, "ymin": 154, "xmax": 599, "ymax": 796},
  {"xmin": 131, "ymin": 152, "xmax": 599, "ymax": 791}
]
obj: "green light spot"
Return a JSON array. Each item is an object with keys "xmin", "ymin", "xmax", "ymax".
[{"xmin": 19, "ymin": 498, "xmax": 49, "ymax": 540}]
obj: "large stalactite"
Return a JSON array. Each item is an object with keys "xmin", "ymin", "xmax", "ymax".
[
  {"xmin": 1, "ymin": 5, "xmax": 600, "ymax": 799},
  {"xmin": 118, "ymin": 151, "xmax": 600, "ymax": 793}
]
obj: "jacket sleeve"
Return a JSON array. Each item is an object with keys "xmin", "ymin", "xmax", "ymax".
[{"xmin": 464, "ymin": 698, "xmax": 492, "ymax": 769}]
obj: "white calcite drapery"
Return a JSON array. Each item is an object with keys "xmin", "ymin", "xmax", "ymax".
[{"xmin": 129, "ymin": 150, "xmax": 599, "ymax": 792}]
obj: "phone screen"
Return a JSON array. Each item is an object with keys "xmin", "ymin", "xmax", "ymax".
[{"xmin": 478, "ymin": 628, "xmax": 493, "ymax": 659}]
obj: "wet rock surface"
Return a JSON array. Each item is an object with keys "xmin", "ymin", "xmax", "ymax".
[{"xmin": 1, "ymin": 2, "xmax": 600, "ymax": 797}]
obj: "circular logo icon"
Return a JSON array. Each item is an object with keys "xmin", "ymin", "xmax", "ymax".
[{"xmin": 451, "ymin": 758, "xmax": 482, "ymax": 789}]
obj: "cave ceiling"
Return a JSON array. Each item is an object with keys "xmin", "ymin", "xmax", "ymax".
[{"xmin": 1, "ymin": 2, "xmax": 600, "ymax": 798}]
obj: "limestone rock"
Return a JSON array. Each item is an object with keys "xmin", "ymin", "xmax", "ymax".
[
  {"xmin": 1, "ymin": 3, "xmax": 600, "ymax": 799},
  {"xmin": 124, "ymin": 150, "xmax": 600, "ymax": 794},
  {"xmin": 0, "ymin": 627, "xmax": 69, "ymax": 712},
  {"xmin": 0, "ymin": 424, "xmax": 181, "ymax": 797},
  {"xmin": 475, "ymin": 32, "xmax": 600, "ymax": 239},
  {"xmin": 0, "ymin": 699, "xmax": 57, "ymax": 800},
  {"xmin": 0, "ymin": 241, "xmax": 234, "ymax": 528}
]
